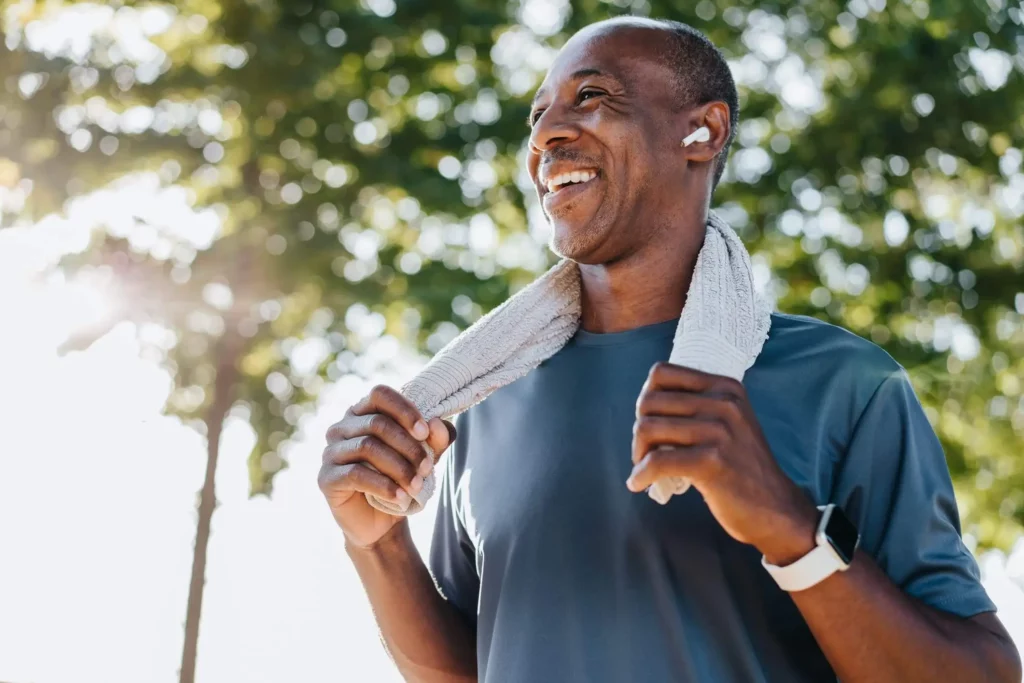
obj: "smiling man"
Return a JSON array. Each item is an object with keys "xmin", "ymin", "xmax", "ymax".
[{"xmin": 318, "ymin": 17, "xmax": 1021, "ymax": 683}]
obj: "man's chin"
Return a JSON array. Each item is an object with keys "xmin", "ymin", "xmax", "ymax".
[{"xmin": 549, "ymin": 220, "xmax": 608, "ymax": 264}]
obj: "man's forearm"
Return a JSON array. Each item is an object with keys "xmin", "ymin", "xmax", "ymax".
[
  {"xmin": 348, "ymin": 521, "xmax": 477, "ymax": 683},
  {"xmin": 782, "ymin": 548, "xmax": 1021, "ymax": 682}
]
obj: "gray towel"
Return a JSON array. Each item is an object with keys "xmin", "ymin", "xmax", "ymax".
[{"xmin": 366, "ymin": 210, "xmax": 772, "ymax": 515}]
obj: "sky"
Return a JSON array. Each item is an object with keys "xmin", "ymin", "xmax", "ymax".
[{"xmin": 1, "ymin": 210, "xmax": 1023, "ymax": 683}]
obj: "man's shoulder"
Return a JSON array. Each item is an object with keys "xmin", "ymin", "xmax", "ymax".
[
  {"xmin": 751, "ymin": 314, "xmax": 918, "ymax": 471},
  {"xmin": 760, "ymin": 312, "xmax": 905, "ymax": 398},
  {"xmin": 766, "ymin": 312, "xmax": 901, "ymax": 369}
]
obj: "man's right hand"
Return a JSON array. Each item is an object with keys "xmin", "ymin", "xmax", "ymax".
[{"xmin": 318, "ymin": 385, "xmax": 456, "ymax": 549}]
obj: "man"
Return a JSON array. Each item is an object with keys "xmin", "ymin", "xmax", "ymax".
[{"xmin": 318, "ymin": 17, "xmax": 1021, "ymax": 683}]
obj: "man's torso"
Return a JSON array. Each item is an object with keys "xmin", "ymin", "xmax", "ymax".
[{"xmin": 431, "ymin": 313, "xmax": 979, "ymax": 682}]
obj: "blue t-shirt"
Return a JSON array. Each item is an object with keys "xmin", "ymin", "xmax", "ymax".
[{"xmin": 428, "ymin": 313, "xmax": 995, "ymax": 682}]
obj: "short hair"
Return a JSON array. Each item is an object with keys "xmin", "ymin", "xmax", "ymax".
[{"xmin": 611, "ymin": 18, "xmax": 739, "ymax": 190}]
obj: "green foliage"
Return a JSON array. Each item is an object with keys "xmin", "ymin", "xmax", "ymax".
[{"xmin": 2, "ymin": 0, "xmax": 1022, "ymax": 546}]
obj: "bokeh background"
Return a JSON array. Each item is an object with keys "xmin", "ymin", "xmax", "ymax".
[{"xmin": 1, "ymin": 0, "xmax": 1023, "ymax": 681}]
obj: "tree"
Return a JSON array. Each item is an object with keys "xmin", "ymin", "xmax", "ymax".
[
  {"xmin": 2, "ymin": 1, "xmax": 524, "ymax": 679},
  {"xmin": 2, "ymin": 0, "xmax": 1022, "ymax": 679}
]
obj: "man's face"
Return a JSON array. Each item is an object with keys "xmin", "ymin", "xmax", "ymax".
[{"xmin": 526, "ymin": 23, "xmax": 688, "ymax": 264}]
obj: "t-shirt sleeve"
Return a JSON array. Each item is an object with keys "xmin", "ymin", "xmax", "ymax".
[
  {"xmin": 829, "ymin": 369, "xmax": 996, "ymax": 618},
  {"xmin": 427, "ymin": 426, "xmax": 480, "ymax": 625}
]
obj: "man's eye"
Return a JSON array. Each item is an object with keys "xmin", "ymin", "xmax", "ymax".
[{"xmin": 528, "ymin": 90, "xmax": 601, "ymax": 127}]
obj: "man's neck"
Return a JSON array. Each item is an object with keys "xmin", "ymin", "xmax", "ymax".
[{"xmin": 577, "ymin": 216, "xmax": 705, "ymax": 334}]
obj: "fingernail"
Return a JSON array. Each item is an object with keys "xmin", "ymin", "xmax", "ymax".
[
  {"xmin": 409, "ymin": 475, "xmax": 424, "ymax": 494},
  {"xmin": 412, "ymin": 420, "xmax": 429, "ymax": 440},
  {"xmin": 395, "ymin": 489, "xmax": 410, "ymax": 506},
  {"xmin": 626, "ymin": 475, "xmax": 641, "ymax": 492},
  {"xmin": 418, "ymin": 457, "xmax": 434, "ymax": 477}
]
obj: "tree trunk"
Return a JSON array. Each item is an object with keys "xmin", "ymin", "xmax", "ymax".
[{"xmin": 178, "ymin": 328, "xmax": 243, "ymax": 683}]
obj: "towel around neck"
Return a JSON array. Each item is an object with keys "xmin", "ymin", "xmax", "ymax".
[{"xmin": 365, "ymin": 210, "xmax": 772, "ymax": 515}]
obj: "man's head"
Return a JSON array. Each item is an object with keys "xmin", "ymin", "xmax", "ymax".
[{"xmin": 526, "ymin": 17, "xmax": 738, "ymax": 264}]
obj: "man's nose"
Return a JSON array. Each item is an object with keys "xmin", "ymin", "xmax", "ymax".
[{"xmin": 528, "ymin": 105, "xmax": 580, "ymax": 154}]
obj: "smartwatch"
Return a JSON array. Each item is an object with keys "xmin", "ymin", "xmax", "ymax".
[{"xmin": 761, "ymin": 504, "xmax": 860, "ymax": 592}]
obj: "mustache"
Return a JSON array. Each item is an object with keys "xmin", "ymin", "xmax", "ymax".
[{"xmin": 538, "ymin": 148, "xmax": 601, "ymax": 173}]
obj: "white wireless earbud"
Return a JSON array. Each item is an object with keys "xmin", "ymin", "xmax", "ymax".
[{"xmin": 681, "ymin": 126, "xmax": 711, "ymax": 147}]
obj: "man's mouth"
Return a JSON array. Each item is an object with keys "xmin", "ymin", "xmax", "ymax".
[
  {"xmin": 541, "ymin": 167, "xmax": 602, "ymax": 215},
  {"xmin": 544, "ymin": 168, "xmax": 599, "ymax": 194}
]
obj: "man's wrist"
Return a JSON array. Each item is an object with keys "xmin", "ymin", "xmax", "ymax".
[
  {"xmin": 757, "ymin": 504, "xmax": 819, "ymax": 567},
  {"xmin": 345, "ymin": 520, "xmax": 414, "ymax": 561}
]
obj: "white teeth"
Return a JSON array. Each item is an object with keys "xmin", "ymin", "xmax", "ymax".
[{"xmin": 544, "ymin": 169, "xmax": 598, "ymax": 193}]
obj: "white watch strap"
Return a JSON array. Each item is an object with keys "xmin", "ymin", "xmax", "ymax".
[{"xmin": 761, "ymin": 543, "xmax": 843, "ymax": 592}]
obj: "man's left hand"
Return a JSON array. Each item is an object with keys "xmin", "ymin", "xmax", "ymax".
[{"xmin": 627, "ymin": 361, "xmax": 820, "ymax": 566}]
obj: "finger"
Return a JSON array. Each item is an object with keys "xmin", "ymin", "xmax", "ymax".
[
  {"xmin": 333, "ymin": 413, "xmax": 429, "ymax": 471},
  {"xmin": 348, "ymin": 385, "xmax": 429, "ymax": 440},
  {"xmin": 326, "ymin": 435, "xmax": 422, "ymax": 497},
  {"xmin": 632, "ymin": 415, "xmax": 725, "ymax": 465},
  {"xmin": 644, "ymin": 361, "xmax": 743, "ymax": 395},
  {"xmin": 626, "ymin": 446, "xmax": 718, "ymax": 492},
  {"xmin": 319, "ymin": 462, "xmax": 410, "ymax": 508},
  {"xmin": 636, "ymin": 390, "xmax": 730, "ymax": 419},
  {"xmin": 421, "ymin": 418, "xmax": 457, "ymax": 472}
]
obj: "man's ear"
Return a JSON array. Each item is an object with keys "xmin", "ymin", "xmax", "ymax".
[{"xmin": 681, "ymin": 101, "xmax": 730, "ymax": 163}]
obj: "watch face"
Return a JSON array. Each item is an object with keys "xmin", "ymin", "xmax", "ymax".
[{"xmin": 825, "ymin": 507, "xmax": 860, "ymax": 565}]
